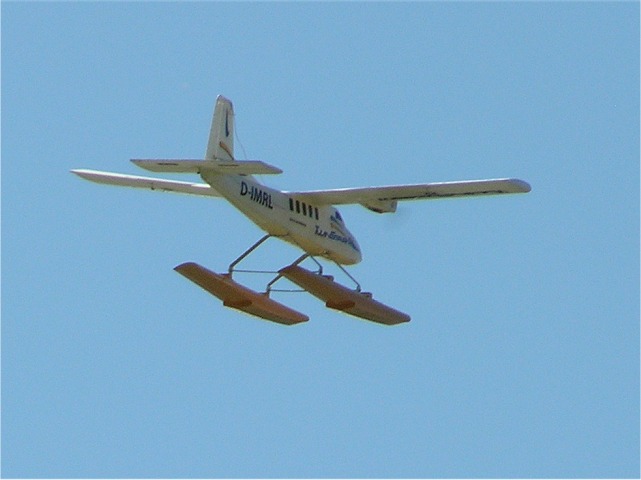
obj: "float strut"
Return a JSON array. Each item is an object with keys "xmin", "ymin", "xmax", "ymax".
[
  {"xmin": 334, "ymin": 261, "xmax": 362, "ymax": 292},
  {"xmin": 266, "ymin": 253, "xmax": 309, "ymax": 294},
  {"xmin": 228, "ymin": 234, "xmax": 272, "ymax": 276}
]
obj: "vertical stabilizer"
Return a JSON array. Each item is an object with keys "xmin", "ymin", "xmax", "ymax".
[{"xmin": 205, "ymin": 95, "xmax": 235, "ymax": 161}]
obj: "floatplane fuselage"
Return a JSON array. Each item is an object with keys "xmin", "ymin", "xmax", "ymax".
[
  {"xmin": 73, "ymin": 95, "xmax": 530, "ymax": 326},
  {"xmin": 202, "ymin": 172, "xmax": 362, "ymax": 266}
]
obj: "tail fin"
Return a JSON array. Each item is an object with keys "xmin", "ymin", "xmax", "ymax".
[{"xmin": 205, "ymin": 95, "xmax": 234, "ymax": 162}]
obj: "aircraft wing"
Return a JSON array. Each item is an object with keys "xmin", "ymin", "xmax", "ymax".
[
  {"xmin": 71, "ymin": 169, "xmax": 221, "ymax": 198},
  {"xmin": 287, "ymin": 178, "xmax": 531, "ymax": 213}
]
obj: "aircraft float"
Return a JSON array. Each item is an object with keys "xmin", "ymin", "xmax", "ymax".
[{"xmin": 73, "ymin": 95, "xmax": 530, "ymax": 326}]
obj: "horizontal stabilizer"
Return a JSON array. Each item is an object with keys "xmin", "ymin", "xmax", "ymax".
[
  {"xmin": 71, "ymin": 169, "xmax": 221, "ymax": 197},
  {"xmin": 175, "ymin": 262, "xmax": 308, "ymax": 325},
  {"xmin": 279, "ymin": 265, "xmax": 410, "ymax": 325},
  {"xmin": 132, "ymin": 159, "xmax": 283, "ymax": 175}
]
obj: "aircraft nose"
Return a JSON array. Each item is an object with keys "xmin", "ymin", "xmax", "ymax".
[{"xmin": 350, "ymin": 237, "xmax": 363, "ymax": 264}]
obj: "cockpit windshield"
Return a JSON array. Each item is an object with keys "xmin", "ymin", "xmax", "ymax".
[{"xmin": 334, "ymin": 210, "xmax": 343, "ymax": 223}]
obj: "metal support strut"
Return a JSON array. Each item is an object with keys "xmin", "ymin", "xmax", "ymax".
[
  {"xmin": 227, "ymin": 234, "xmax": 272, "ymax": 276},
  {"xmin": 333, "ymin": 261, "xmax": 362, "ymax": 292},
  {"xmin": 226, "ymin": 235, "xmax": 362, "ymax": 296},
  {"xmin": 265, "ymin": 253, "xmax": 310, "ymax": 294}
]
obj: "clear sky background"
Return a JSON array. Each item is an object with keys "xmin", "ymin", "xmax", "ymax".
[{"xmin": 2, "ymin": 2, "xmax": 639, "ymax": 478}]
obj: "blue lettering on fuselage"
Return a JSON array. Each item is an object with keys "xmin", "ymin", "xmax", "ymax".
[
  {"xmin": 240, "ymin": 181, "xmax": 273, "ymax": 209},
  {"xmin": 314, "ymin": 225, "xmax": 360, "ymax": 252}
]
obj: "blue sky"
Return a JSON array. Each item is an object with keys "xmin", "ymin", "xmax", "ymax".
[{"xmin": 2, "ymin": 2, "xmax": 639, "ymax": 478}]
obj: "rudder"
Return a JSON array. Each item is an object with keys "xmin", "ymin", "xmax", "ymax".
[{"xmin": 205, "ymin": 95, "xmax": 234, "ymax": 162}]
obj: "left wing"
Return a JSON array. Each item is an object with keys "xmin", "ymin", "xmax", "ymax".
[
  {"xmin": 71, "ymin": 169, "xmax": 221, "ymax": 197},
  {"xmin": 286, "ymin": 178, "xmax": 531, "ymax": 213}
]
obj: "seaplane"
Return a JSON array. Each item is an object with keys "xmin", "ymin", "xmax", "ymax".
[{"xmin": 72, "ymin": 95, "xmax": 531, "ymax": 326}]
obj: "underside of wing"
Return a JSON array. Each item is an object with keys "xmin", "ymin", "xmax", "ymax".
[
  {"xmin": 287, "ymin": 178, "xmax": 531, "ymax": 213},
  {"xmin": 71, "ymin": 169, "xmax": 221, "ymax": 197}
]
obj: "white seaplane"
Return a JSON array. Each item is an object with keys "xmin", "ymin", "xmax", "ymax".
[{"xmin": 72, "ymin": 95, "xmax": 530, "ymax": 326}]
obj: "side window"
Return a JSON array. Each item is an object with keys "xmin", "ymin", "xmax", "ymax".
[
  {"xmin": 289, "ymin": 198, "xmax": 294, "ymax": 211},
  {"xmin": 315, "ymin": 207, "xmax": 319, "ymax": 220},
  {"xmin": 295, "ymin": 200, "xmax": 300, "ymax": 214},
  {"xmin": 302, "ymin": 203, "xmax": 307, "ymax": 216}
]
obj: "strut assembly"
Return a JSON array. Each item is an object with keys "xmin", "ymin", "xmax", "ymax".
[{"xmin": 175, "ymin": 235, "xmax": 411, "ymax": 326}]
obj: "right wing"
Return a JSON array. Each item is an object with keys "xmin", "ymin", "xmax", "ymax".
[
  {"xmin": 288, "ymin": 178, "xmax": 531, "ymax": 213},
  {"xmin": 71, "ymin": 169, "xmax": 221, "ymax": 198}
]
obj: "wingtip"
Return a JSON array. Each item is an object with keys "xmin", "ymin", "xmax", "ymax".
[
  {"xmin": 70, "ymin": 169, "xmax": 93, "ymax": 179},
  {"xmin": 507, "ymin": 178, "xmax": 531, "ymax": 193},
  {"xmin": 516, "ymin": 179, "xmax": 532, "ymax": 193}
]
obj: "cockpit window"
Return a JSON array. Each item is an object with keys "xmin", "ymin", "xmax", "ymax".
[{"xmin": 335, "ymin": 210, "xmax": 343, "ymax": 223}]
